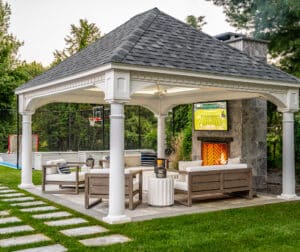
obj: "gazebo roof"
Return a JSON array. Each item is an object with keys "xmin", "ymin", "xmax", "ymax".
[{"xmin": 17, "ymin": 8, "xmax": 299, "ymax": 92}]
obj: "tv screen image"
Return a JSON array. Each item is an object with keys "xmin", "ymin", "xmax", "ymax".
[{"xmin": 194, "ymin": 102, "xmax": 228, "ymax": 131}]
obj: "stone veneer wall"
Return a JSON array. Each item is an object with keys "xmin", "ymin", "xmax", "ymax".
[
  {"xmin": 192, "ymin": 98, "xmax": 267, "ymax": 191},
  {"xmin": 241, "ymin": 98, "xmax": 267, "ymax": 190}
]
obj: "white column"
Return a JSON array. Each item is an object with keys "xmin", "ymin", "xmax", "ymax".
[
  {"xmin": 156, "ymin": 114, "xmax": 167, "ymax": 158},
  {"xmin": 279, "ymin": 111, "xmax": 298, "ymax": 199},
  {"xmin": 19, "ymin": 111, "xmax": 34, "ymax": 189},
  {"xmin": 103, "ymin": 102, "xmax": 131, "ymax": 224}
]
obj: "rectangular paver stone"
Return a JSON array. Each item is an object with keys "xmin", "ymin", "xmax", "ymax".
[
  {"xmin": 0, "ymin": 234, "xmax": 50, "ymax": 247},
  {"xmin": 0, "ymin": 225, "xmax": 34, "ymax": 234},
  {"xmin": 45, "ymin": 218, "xmax": 87, "ymax": 227},
  {"xmin": 32, "ymin": 211, "xmax": 72, "ymax": 219},
  {"xmin": 2, "ymin": 197, "xmax": 35, "ymax": 202},
  {"xmin": 79, "ymin": 234, "xmax": 131, "ymax": 246},
  {"xmin": 0, "ymin": 217, "xmax": 21, "ymax": 225},
  {"xmin": 11, "ymin": 201, "xmax": 46, "ymax": 207},
  {"xmin": 14, "ymin": 244, "xmax": 67, "ymax": 252},
  {"xmin": 0, "ymin": 193, "xmax": 25, "ymax": 197},
  {"xmin": 0, "ymin": 190, "xmax": 17, "ymax": 193},
  {"xmin": 0, "ymin": 210, "xmax": 9, "ymax": 216},
  {"xmin": 0, "ymin": 187, "xmax": 8, "ymax": 190},
  {"xmin": 20, "ymin": 206, "xmax": 57, "ymax": 212},
  {"xmin": 60, "ymin": 225, "xmax": 108, "ymax": 237}
]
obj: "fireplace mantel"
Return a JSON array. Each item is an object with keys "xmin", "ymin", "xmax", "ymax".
[{"xmin": 197, "ymin": 137, "xmax": 233, "ymax": 143}]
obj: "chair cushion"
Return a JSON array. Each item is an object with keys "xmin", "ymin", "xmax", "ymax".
[
  {"xmin": 133, "ymin": 179, "xmax": 140, "ymax": 191},
  {"xmin": 174, "ymin": 180, "xmax": 188, "ymax": 191},
  {"xmin": 57, "ymin": 163, "xmax": 71, "ymax": 174},
  {"xmin": 46, "ymin": 172, "xmax": 85, "ymax": 182}
]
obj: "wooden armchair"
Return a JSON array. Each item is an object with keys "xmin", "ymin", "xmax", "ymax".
[
  {"xmin": 85, "ymin": 170, "xmax": 142, "ymax": 210},
  {"xmin": 42, "ymin": 162, "xmax": 86, "ymax": 194}
]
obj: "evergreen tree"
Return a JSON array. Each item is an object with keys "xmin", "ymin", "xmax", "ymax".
[
  {"xmin": 53, "ymin": 19, "xmax": 101, "ymax": 65},
  {"xmin": 185, "ymin": 15, "xmax": 206, "ymax": 30},
  {"xmin": 207, "ymin": 0, "xmax": 300, "ymax": 77}
]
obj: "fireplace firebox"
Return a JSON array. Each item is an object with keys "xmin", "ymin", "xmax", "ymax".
[{"xmin": 201, "ymin": 142, "xmax": 229, "ymax": 166}]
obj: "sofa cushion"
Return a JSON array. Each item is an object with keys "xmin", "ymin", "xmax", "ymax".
[
  {"xmin": 174, "ymin": 180, "xmax": 188, "ymax": 191},
  {"xmin": 185, "ymin": 164, "xmax": 248, "ymax": 172},
  {"xmin": 46, "ymin": 172, "xmax": 85, "ymax": 182}
]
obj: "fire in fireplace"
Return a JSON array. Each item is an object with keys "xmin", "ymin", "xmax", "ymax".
[{"xmin": 201, "ymin": 142, "xmax": 228, "ymax": 165}]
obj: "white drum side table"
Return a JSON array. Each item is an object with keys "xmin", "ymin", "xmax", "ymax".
[{"xmin": 148, "ymin": 177, "xmax": 174, "ymax": 206}]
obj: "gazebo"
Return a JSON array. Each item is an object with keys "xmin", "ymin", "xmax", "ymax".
[{"xmin": 16, "ymin": 8, "xmax": 299, "ymax": 223}]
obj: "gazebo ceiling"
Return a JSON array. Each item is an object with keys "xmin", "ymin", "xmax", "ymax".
[{"xmin": 16, "ymin": 8, "xmax": 299, "ymax": 94}]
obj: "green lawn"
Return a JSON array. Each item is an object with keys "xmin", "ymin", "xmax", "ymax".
[{"xmin": 0, "ymin": 166, "xmax": 299, "ymax": 251}]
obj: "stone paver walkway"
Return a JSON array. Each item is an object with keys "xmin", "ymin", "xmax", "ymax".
[
  {"xmin": 0, "ymin": 225, "xmax": 34, "ymax": 234},
  {"xmin": 32, "ymin": 211, "xmax": 72, "ymax": 219},
  {"xmin": 0, "ymin": 216, "xmax": 21, "ymax": 224},
  {"xmin": 0, "ymin": 193, "xmax": 25, "ymax": 197},
  {"xmin": 0, "ymin": 184, "xmax": 131, "ymax": 250},
  {"xmin": 2, "ymin": 196, "xmax": 35, "ymax": 202},
  {"xmin": 20, "ymin": 206, "xmax": 57, "ymax": 212},
  {"xmin": 45, "ymin": 217, "xmax": 87, "ymax": 226},
  {"xmin": 14, "ymin": 244, "xmax": 67, "ymax": 252},
  {"xmin": 0, "ymin": 210, "xmax": 9, "ymax": 216},
  {"xmin": 11, "ymin": 201, "xmax": 46, "ymax": 207},
  {"xmin": 0, "ymin": 189, "xmax": 17, "ymax": 193},
  {"xmin": 0, "ymin": 234, "xmax": 50, "ymax": 247},
  {"xmin": 60, "ymin": 225, "xmax": 108, "ymax": 237},
  {"xmin": 80, "ymin": 234, "xmax": 131, "ymax": 246}
]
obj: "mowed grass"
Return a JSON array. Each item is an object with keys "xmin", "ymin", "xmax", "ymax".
[{"xmin": 0, "ymin": 165, "xmax": 299, "ymax": 251}]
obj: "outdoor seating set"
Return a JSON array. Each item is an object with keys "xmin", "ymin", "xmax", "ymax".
[{"xmin": 42, "ymin": 155, "xmax": 253, "ymax": 210}]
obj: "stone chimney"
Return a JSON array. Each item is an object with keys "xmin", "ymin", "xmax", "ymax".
[
  {"xmin": 214, "ymin": 32, "xmax": 268, "ymax": 192},
  {"xmin": 215, "ymin": 32, "xmax": 268, "ymax": 62}
]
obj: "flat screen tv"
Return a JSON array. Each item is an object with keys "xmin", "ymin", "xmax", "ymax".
[{"xmin": 194, "ymin": 101, "xmax": 228, "ymax": 131}]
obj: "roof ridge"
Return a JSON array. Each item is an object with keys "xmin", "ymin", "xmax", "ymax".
[{"xmin": 110, "ymin": 8, "xmax": 159, "ymax": 62}]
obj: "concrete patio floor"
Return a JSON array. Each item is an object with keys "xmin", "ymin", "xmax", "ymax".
[{"xmin": 24, "ymin": 185, "xmax": 300, "ymax": 223}]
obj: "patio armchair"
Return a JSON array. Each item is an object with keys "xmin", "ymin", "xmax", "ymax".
[
  {"xmin": 42, "ymin": 161, "xmax": 86, "ymax": 194},
  {"xmin": 84, "ymin": 169, "xmax": 143, "ymax": 210}
]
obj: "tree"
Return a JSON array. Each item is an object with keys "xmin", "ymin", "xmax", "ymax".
[
  {"xmin": 207, "ymin": 0, "xmax": 300, "ymax": 77},
  {"xmin": 0, "ymin": 0, "xmax": 22, "ymax": 120},
  {"xmin": 185, "ymin": 15, "xmax": 206, "ymax": 30},
  {"xmin": 53, "ymin": 19, "xmax": 101, "ymax": 65}
]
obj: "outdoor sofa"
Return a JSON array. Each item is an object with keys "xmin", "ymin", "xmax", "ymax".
[{"xmin": 174, "ymin": 160, "xmax": 253, "ymax": 206}]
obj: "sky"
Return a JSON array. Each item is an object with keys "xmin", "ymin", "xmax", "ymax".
[{"xmin": 6, "ymin": 0, "xmax": 236, "ymax": 66}]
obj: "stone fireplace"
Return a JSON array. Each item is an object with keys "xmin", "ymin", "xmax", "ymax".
[{"xmin": 192, "ymin": 99, "xmax": 267, "ymax": 191}]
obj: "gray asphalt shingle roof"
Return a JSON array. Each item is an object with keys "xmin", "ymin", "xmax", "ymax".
[{"xmin": 17, "ymin": 8, "xmax": 299, "ymax": 92}]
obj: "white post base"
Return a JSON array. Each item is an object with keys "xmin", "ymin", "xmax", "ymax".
[
  {"xmin": 102, "ymin": 215, "xmax": 131, "ymax": 224},
  {"xmin": 277, "ymin": 194, "xmax": 299, "ymax": 200},
  {"xmin": 18, "ymin": 183, "xmax": 35, "ymax": 189}
]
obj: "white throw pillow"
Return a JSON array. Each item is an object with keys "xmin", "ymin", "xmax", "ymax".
[
  {"xmin": 178, "ymin": 160, "xmax": 202, "ymax": 182},
  {"xmin": 45, "ymin": 159, "xmax": 66, "ymax": 174},
  {"xmin": 178, "ymin": 160, "xmax": 202, "ymax": 171},
  {"xmin": 227, "ymin": 157, "xmax": 241, "ymax": 164}
]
